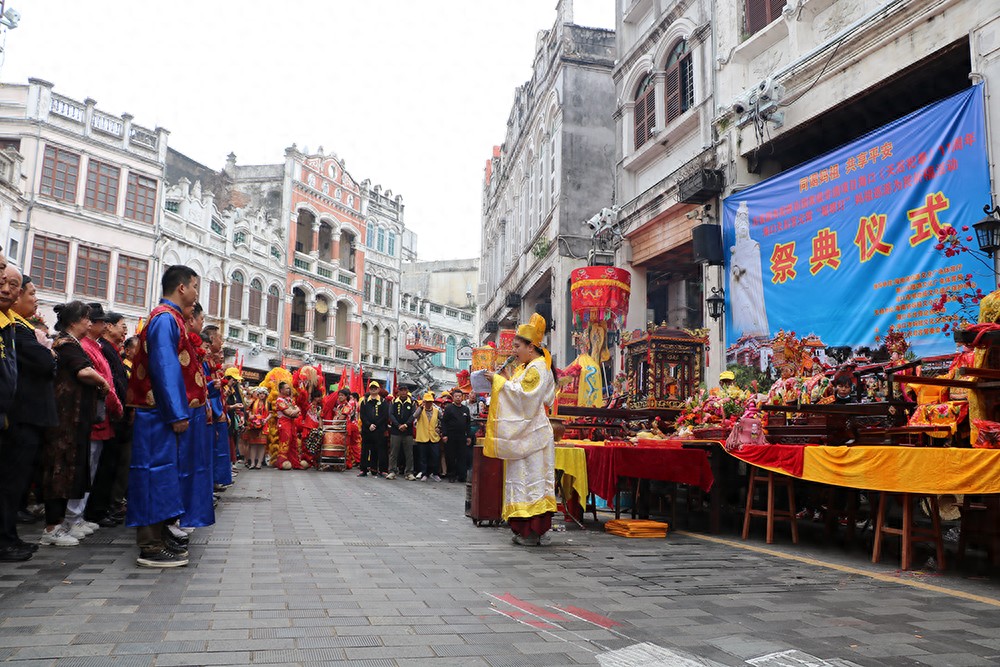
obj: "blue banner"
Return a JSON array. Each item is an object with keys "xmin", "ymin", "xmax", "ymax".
[{"xmin": 723, "ymin": 85, "xmax": 992, "ymax": 359}]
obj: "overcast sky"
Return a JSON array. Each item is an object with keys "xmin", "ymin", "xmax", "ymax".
[{"xmin": 1, "ymin": 0, "xmax": 615, "ymax": 261}]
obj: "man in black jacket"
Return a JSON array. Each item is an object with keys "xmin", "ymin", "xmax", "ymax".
[
  {"xmin": 387, "ymin": 384, "xmax": 417, "ymax": 480},
  {"xmin": 358, "ymin": 380, "xmax": 389, "ymax": 477},
  {"xmin": 84, "ymin": 312, "xmax": 131, "ymax": 527},
  {"xmin": 441, "ymin": 388, "xmax": 471, "ymax": 483},
  {"xmin": 0, "ymin": 265, "xmax": 42, "ymax": 562}
]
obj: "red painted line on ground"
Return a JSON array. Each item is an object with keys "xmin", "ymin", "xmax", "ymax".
[
  {"xmin": 556, "ymin": 605, "xmax": 622, "ymax": 629},
  {"xmin": 495, "ymin": 593, "xmax": 565, "ymax": 620},
  {"xmin": 492, "ymin": 608, "xmax": 558, "ymax": 630}
]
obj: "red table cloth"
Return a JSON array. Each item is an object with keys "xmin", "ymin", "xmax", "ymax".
[{"xmin": 578, "ymin": 443, "xmax": 714, "ymax": 501}]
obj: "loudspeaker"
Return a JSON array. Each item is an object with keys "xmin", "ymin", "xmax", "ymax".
[
  {"xmin": 534, "ymin": 302, "xmax": 555, "ymax": 332},
  {"xmin": 692, "ymin": 224, "xmax": 724, "ymax": 265}
]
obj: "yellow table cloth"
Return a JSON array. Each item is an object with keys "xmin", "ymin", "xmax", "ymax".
[
  {"xmin": 554, "ymin": 446, "xmax": 588, "ymax": 503},
  {"xmin": 803, "ymin": 445, "xmax": 1000, "ymax": 494}
]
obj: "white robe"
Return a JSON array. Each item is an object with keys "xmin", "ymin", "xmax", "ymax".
[{"xmin": 484, "ymin": 357, "xmax": 557, "ymax": 520}]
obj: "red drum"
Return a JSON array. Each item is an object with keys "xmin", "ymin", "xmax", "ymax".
[{"xmin": 320, "ymin": 419, "xmax": 348, "ymax": 470}]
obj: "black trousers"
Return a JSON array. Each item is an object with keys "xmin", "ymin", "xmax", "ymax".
[
  {"xmin": 85, "ymin": 434, "xmax": 120, "ymax": 521},
  {"xmin": 0, "ymin": 424, "xmax": 45, "ymax": 547},
  {"xmin": 361, "ymin": 434, "xmax": 387, "ymax": 473},
  {"xmin": 444, "ymin": 433, "xmax": 467, "ymax": 481}
]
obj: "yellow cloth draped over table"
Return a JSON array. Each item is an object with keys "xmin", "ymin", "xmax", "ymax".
[
  {"xmin": 802, "ymin": 446, "xmax": 1000, "ymax": 494},
  {"xmin": 484, "ymin": 357, "xmax": 557, "ymax": 521},
  {"xmin": 554, "ymin": 446, "xmax": 588, "ymax": 504}
]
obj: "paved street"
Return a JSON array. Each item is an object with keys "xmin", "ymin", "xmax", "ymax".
[{"xmin": 2, "ymin": 469, "xmax": 1000, "ymax": 667}]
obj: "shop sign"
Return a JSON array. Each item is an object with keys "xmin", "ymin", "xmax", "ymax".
[{"xmin": 723, "ymin": 85, "xmax": 992, "ymax": 356}]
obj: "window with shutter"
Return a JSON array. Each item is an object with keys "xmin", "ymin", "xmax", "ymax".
[
  {"xmin": 745, "ymin": 0, "xmax": 786, "ymax": 37},
  {"xmin": 267, "ymin": 286, "xmax": 280, "ymax": 330},
  {"xmin": 249, "ymin": 279, "xmax": 263, "ymax": 325},
  {"xmin": 229, "ymin": 272, "xmax": 244, "ymax": 320},
  {"xmin": 665, "ymin": 41, "xmax": 694, "ymax": 124},
  {"xmin": 633, "ymin": 74, "xmax": 656, "ymax": 150},
  {"xmin": 209, "ymin": 281, "xmax": 220, "ymax": 316}
]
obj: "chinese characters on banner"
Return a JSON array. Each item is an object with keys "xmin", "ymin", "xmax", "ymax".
[{"xmin": 722, "ymin": 85, "xmax": 992, "ymax": 357}]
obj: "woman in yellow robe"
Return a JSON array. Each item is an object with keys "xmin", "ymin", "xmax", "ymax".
[{"xmin": 484, "ymin": 313, "xmax": 557, "ymax": 546}]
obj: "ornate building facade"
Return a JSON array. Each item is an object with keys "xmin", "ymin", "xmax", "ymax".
[
  {"xmin": 479, "ymin": 0, "xmax": 617, "ymax": 368},
  {"xmin": 0, "ymin": 78, "xmax": 168, "ymax": 329}
]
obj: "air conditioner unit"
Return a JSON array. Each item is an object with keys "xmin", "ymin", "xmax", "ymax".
[
  {"xmin": 588, "ymin": 250, "xmax": 615, "ymax": 266},
  {"xmin": 484, "ymin": 320, "xmax": 499, "ymax": 333},
  {"xmin": 505, "ymin": 293, "xmax": 522, "ymax": 308},
  {"xmin": 678, "ymin": 169, "xmax": 725, "ymax": 204}
]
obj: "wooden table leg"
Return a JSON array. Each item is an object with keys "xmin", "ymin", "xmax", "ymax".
[
  {"xmin": 766, "ymin": 472, "xmax": 776, "ymax": 545},
  {"xmin": 742, "ymin": 468, "xmax": 756, "ymax": 540},
  {"xmin": 872, "ymin": 492, "xmax": 888, "ymax": 564},
  {"xmin": 787, "ymin": 475, "xmax": 799, "ymax": 544},
  {"xmin": 901, "ymin": 493, "xmax": 913, "ymax": 571}
]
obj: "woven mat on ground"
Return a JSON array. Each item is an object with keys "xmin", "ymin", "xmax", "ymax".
[{"xmin": 604, "ymin": 519, "xmax": 668, "ymax": 538}]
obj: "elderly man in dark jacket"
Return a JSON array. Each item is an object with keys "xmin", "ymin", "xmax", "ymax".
[{"xmin": 1, "ymin": 269, "xmax": 56, "ymax": 561}]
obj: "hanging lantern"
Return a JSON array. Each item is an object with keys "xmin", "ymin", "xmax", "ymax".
[{"xmin": 570, "ymin": 266, "xmax": 631, "ymax": 329}]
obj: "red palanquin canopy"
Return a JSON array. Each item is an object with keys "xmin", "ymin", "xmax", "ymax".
[{"xmin": 570, "ymin": 266, "xmax": 631, "ymax": 328}]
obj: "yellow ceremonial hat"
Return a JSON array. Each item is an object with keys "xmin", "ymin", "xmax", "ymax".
[
  {"xmin": 719, "ymin": 371, "xmax": 735, "ymax": 381},
  {"xmin": 224, "ymin": 367, "xmax": 243, "ymax": 381},
  {"xmin": 516, "ymin": 312, "xmax": 547, "ymax": 347},
  {"xmin": 422, "ymin": 391, "xmax": 435, "ymax": 401}
]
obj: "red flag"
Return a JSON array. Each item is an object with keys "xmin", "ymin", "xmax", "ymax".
[
  {"xmin": 351, "ymin": 363, "xmax": 365, "ymax": 396},
  {"xmin": 338, "ymin": 364, "xmax": 348, "ymax": 391}
]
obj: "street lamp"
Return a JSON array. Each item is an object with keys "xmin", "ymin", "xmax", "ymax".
[
  {"xmin": 972, "ymin": 204, "xmax": 1000, "ymax": 258},
  {"xmin": 706, "ymin": 287, "xmax": 726, "ymax": 321}
]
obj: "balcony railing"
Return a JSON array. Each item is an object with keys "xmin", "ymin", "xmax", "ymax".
[
  {"xmin": 337, "ymin": 271, "xmax": 355, "ymax": 287},
  {"xmin": 335, "ymin": 348, "xmax": 351, "ymax": 360},
  {"xmin": 313, "ymin": 344, "xmax": 329, "ymax": 357},
  {"xmin": 129, "ymin": 125, "xmax": 158, "ymax": 150},
  {"xmin": 91, "ymin": 112, "xmax": 124, "ymax": 137},
  {"xmin": 290, "ymin": 338, "xmax": 307, "ymax": 352},
  {"xmin": 317, "ymin": 265, "xmax": 333, "ymax": 279},
  {"xmin": 50, "ymin": 95, "xmax": 84, "ymax": 122}
]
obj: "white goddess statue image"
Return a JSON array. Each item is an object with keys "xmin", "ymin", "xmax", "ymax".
[{"xmin": 729, "ymin": 201, "xmax": 769, "ymax": 337}]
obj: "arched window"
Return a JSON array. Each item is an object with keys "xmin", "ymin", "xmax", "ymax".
[
  {"xmin": 229, "ymin": 271, "xmax": 244, "ymax": 320},
  {"xmin": 384, "ymin": 281, "xmax": 394, "ymax": 308},
  {"xmin": 665, "ymin": 40, "xmax": 693, "ymax": 122},
  {"xmin": 366, "ymin": 221, "xmax": 375, "ymax": 248},
  {"xmin": 549, "ymin": 129, "xmax": 557, "ymax": 208},
  {"xmin": 374, "ymin": 277, "xmax": 383, "ymax": 304},
  {"xmin": 387, "ymin": 231, "xmax": 396, "ymax": 256},
  {"xmin": 361, "ymin": 323, "xmax": 369, "ymax": 355},
  {"xmin": 384, "ymin": 330, "xmax": 391, "ymax": 361},
  {"xmin": 459, "ymin": 338, "xmax": 471, "ymax": 371},
  {"xmin": 445, "ymin": 335, "xmax": 457, "ymax": 369},
  {"xmin": 536, "ymin": 150, "xmax": 545, "ymax": 220},
  {"xmin": 266, "ymin": 285, "xmax": 280, "ymax": 330},
  {"xmin": 372, "ymin": 327, "xmax": 381, "ymax": 362},
  {"xmin": 234, "ymin": 230, "xmax": 247, "ymax": 246},
  {"xmin": 364, "ymin": 273, "xmax": 372, "ymax": 302},
  {"xmin": 377, "ymin": 227, "xmax": 385, "ymax": 253},
  {"xmin": 526, "ymin": 153, "xmax": 535, "ymax": 233},
  {"xmin": 633, "ymin": 73, "xmax": 656, "ymax": 150},
  {"xmin": 248, "ymin": 278, "xmax": 263, "ymax": 325}
]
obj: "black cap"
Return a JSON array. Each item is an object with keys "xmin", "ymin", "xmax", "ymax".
[{"xmin": 87, "ymin": 302, "xmax": 108, "ymax": 322}]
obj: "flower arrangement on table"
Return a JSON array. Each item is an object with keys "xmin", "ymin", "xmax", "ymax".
[{"xmin": 673, "ymin": 386, "xmax": 752, "ymax": 439}]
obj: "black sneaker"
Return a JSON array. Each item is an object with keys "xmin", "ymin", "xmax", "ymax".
[
  {"xmin": 15, "ymin": 539, "xmax": 39, "ymax": 553},
  {"xmin": 0, "ymin": 545, "xmax": 33, "ymax": 562},
  {"xmin": 164, "ymin": 537, "xmax": 189, "ymax": 558},
  {"xmin": 97, "ymin": 514, "xmax": 121, "ymax": 528},
  {"xmin": 357, "ymin": 470, "xmax": 368, "ymax": 477},
  {"xmin": 136, "ymin": 549, "xmax": 188, "ymax": 568}
]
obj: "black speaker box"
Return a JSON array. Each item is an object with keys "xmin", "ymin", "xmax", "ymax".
[{"xmin": 692, "ymin": 224, "xmax": 724, "ymax": 265}]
